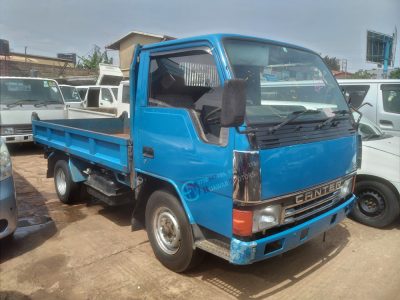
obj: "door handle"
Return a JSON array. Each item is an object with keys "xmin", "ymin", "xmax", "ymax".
[
  {"xmin": 379, "ymin": 120, "xmax": 393, "ymax": 128},
  {"xmin": 143, "ymin": 146, "xmax": 154, "ymax": 158}
]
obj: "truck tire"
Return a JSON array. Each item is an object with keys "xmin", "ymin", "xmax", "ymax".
[
  {"xmin": 145, "ymin": 190, "xmax": 204, "ymax": 272},
  {"xmin": 54, "ymin": 160, "xmax": 80, "ymax": 204},
  {"xmin": 352, "ymin": 180, "xmax": 400, "ymax": 228}
]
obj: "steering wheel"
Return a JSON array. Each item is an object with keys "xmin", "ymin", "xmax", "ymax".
[{"xmin": 203, "ymin": 107, "xmax": 221, "ymax": 125}]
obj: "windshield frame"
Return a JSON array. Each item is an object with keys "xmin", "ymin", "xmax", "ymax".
[
  {"xmin": 221, "ymin": 37, "xmax": 351, "ymax": 126},
  {"xmin": 0, "ymin": 78, "xmax": 65, "ymax": 106}
]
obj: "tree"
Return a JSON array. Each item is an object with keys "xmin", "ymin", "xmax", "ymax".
[
  {"xmin": 349, "ymin": 70, "xmax": 374, "ymax": 79},
  {"xmin": 389, "ymin": 68, "xmax": 400, "ymax": 79},
  {"xmin": 323, "ymin": 55, "xmax": 340, "ymax": 71},
  {"xmin": 77, "ymin": 45, "xmax": 113, "ymax": 70}
]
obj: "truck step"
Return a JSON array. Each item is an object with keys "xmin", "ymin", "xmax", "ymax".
[{"xmin": 195, "ymin": 239, "xmax": 230, "ymax": 261}]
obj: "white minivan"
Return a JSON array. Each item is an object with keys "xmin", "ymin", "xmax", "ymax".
[
  {"xmin": 338, "ymin": 79, "xmax": 400, "ymax": 136},
  {"xmin": 0, "ymin": 77, "xmax": 66, "ymax": 143}
]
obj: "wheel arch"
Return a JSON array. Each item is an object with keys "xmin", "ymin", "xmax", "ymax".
[
  {"xmin": 356, "ymin": 174, "xmax": 400, "ymax": 202},
  {"xmin": 133, "ymin": 172, "xmax": 195, "ymax": 226}
]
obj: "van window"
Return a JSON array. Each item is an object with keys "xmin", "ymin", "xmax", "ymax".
[
  {"xmin": 381, "ymin": 84, "xmax": 400, "ymax": 114},
  {"xmin": 101, "ymin": 88, "xmax": 113, "ymax": 103},
  {"xmin": 122, "ymin": 85, "xmax": 130, "ymax": 104},
  {"xmin": 340, "ymin": 85, "xmax": 369, "ymax": 108}
]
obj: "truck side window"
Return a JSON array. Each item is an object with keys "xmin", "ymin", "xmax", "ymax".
[
  {"xmin": 340, "ymin": 85, "xmax": 369, "ymax": 108},
  {"xmin": 148, "ymin": 49, "xmax": 226, "ymax": 144},
  {"xmin": 101, "ymin": 88, "xmax": 113, "ymax": 103},
  {"xmin": 122, "ymin": 86, "xmax": 130, "ymax": 104}
]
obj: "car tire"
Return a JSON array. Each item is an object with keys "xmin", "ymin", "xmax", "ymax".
[
  {"xmin": 145, "ymin": 190, "xmax": 204, "ymax": 272},
  {"xmin": 352, "ymin": 180, "xmax": 400, "ymax": 228},
  {"xmin": 54, "ymin": 160, "xmax": 80, "ymax": 204}
]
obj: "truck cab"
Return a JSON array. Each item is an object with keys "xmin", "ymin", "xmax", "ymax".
[
  {"xmin": 33, "ymin": 34, "xmax": 358, "ymax": 272},
  {"xmin": 1, "ymin": 77, "xmax": 65, "ymax": 143}
]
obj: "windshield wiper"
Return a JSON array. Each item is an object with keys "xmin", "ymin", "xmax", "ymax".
[
  {"xmin": 6, "ymin": 100, "xmax": 28, "ymax": 108},
  {"xmin": 268, "ymin": 109, "xmax": 321, "ymax": 133},
  {"xmin": 316, "ymin": 110, "xmax": 349, "ymax": 129},
  {"xmin": 34, "ymin": 102, "xmax": 48, "ymax": 107}
]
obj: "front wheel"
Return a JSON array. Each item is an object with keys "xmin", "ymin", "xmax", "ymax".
[
  {"xmin": 352, "ymin": 180, "xmax": 400, "ymax": 228},
  {"xmin": 145, "ymin": 190, "xmax": 204, "ymax": 272}
]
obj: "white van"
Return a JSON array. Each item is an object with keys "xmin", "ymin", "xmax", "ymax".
[
  {"xmin": 338, "ymin": 79, "xmax": 400, "ymax": 136},
  {"xmin": 81, "ymin": 85, "xmax": 119, "ymax": 108},
  {"xmin": 0, "ymin": 77, "xmax": 66, "ymax": 143},
  {"xmin": 59, "ymin": 84, "xmax": 83, "ymax": 108}
]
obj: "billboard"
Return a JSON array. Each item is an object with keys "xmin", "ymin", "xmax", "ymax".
[
  {"xmin": 57, "ymin": 53, "xmax": 77, "ymax": 65},
  {"xmin": 366, "ymin": 30, "xmax": 394, "ymax": 66}
]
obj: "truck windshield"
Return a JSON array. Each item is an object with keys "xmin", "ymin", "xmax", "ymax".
[
  {"xmin": 0, "ymin": 78, "xmax": 64, "ymax": 106},
  {"xmin": 224, "ymin": 39, "xmax": 349, "ymax": 125},
  {"xmin": 60, "ymin": 85, "xmax": 82, "ymax": 102}
]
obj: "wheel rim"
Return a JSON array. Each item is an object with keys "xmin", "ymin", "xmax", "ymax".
[
  {"xmin": 55, "ymin": 168, "xmax": 67, "ymax": 196},
  {"xmin": 153, "ymin": 207, "xmax": 181, "ymax": 255},
  {"xmin": 358, "ymin": 190, "xmax": 385, "ymax": 217}
]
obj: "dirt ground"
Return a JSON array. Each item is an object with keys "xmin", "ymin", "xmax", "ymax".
[{"xmin": 1, "ymin": 144, "xmax": 399, "ymax": 300}]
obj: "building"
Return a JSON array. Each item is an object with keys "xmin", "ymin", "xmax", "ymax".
[
  {"xmin": 106, "ymin": 31, "xmax": 175, "ymax": 77},
  {"xmin": 0, "ymin": 51, "xmax": 95, "ymax": 78}
]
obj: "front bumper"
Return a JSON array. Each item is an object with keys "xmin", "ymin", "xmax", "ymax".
[
  {"xmin": 230, "ymin": 195, "xmax": 355, "ymax": 265},
  {"xmin": 0, "ymin": 176, "xmax": 18, "ymax": 239},
  {"xmin": 2, "ymin": 134, "xmax": 33, "ymax": 144}
]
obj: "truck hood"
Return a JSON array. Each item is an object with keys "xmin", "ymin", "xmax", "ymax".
[
  {"xmin": 362, "ymin": 136, "xmax": 400, "ymax": 157},
  {"xmin": 0, "ymin": 105, "xmax": 66, "ymax": 125},
  {"xmin": 259, "ymin": 136, "xmax": 357, "ymax": 199}
]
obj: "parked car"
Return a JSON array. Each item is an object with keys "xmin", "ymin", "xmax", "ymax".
[
  {"xmin": 0, "ymin": 77, "xmax": 66, "ymax": 144},
  {"xmin": 338, "ymin": 79, "xmax": 400, "ymax": 136},
  {"xmin": 352, "ymin": 113, "xmax": 400, "ymax": 227},
  {"xmin": 0, "ymin": 138, "xmax": 17, "ymax": 239},
  {"xmin": 59, "ymin": 84, "xmax": 83, "ymax": 108}
]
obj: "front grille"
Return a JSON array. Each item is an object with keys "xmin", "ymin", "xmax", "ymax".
[
  {"xmin": 282, "ymin": 191, "xmax": 340, "ymax": 224},
  {"xmin": 249, "ymin": 117, "xmax": 356, "ymax": 149},
  {"xmin": 15, "ymin": 125, "xmax": 32, "ymax": 135}
]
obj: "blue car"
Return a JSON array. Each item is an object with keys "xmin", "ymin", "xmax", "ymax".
[{"xmin": 0, "ymin": 138, "xmax": 17, "ymax": 239}]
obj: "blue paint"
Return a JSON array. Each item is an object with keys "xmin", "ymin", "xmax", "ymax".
[
  {"xmin": 258, "ymin": 135, "xmax": 357, "ymax": 199},
  {"xmin": 68, "ymin": 158, "xmax": 88, "ymax": 183},
  {"xmin": 230, "ymin": 196, "xmax": 355, "ymax": 264}
]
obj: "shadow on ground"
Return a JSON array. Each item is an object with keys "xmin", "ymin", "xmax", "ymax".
[
  {"xmin": 188, "ymin": 223, "xmax": 351, "ymax": 299},
  {"xmin": 0, "ymin": 170, "xmax": 56, "ymax": 263},
  {"xmin": 7, "ymin": 142, "xmax": 43, "ymax": 157}
]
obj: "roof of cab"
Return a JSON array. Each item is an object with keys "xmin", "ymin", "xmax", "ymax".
[{"xmin": 141, "ymin": 33, "xmax": 316, "ymax": 54}]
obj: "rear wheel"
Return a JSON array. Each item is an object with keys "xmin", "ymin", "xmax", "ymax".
[
  {"xmin": 145, "ymin": 190, "xmax": 204, "ymax": 272},
  {"xmin": 352, "ymin": 180, "xmax": 400, "ymax": 228},
  {"xmin": 54, "ymin": 160, "xmax": 80, "ymax": 204}
]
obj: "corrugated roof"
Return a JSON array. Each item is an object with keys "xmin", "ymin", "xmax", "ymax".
[{"xmin": 106, "ymin": 31, "xmax": 175, "ymax": 50}]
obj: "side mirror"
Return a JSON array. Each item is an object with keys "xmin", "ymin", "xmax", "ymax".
[{"xmin": 221, "ymin": 79, "xmax": 246, "ymax": 127}]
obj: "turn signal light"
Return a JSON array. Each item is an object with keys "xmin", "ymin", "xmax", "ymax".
[{"xmin": 233, "ymin": 209, "xmax": 253, "ymax": 236}]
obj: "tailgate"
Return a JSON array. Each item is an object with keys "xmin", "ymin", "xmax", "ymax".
[{"xmin": 33, "ymin": 119, "xmax": 130, "ymax": 173}]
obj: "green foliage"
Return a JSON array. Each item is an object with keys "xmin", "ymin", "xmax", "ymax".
[
  {"xmin": 77, "ymin": 45, "xmax": 113, "ymax": 70},
  {"xmin": 389, "ymin": 68, "xmax": 400, "ymax": 79},
  {"xmin": 349, "ymin": 70, "xmax": 374, "ymax": 79},
  {"xmin": 323, "ymin": 55, "xmax": 340, "ymax": 71}
]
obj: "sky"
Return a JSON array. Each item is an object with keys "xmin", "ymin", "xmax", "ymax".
[{"xmin": 1, "ymin": 0, "xmax": 399, "ymax": 72}]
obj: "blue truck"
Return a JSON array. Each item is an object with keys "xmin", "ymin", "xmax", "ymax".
[{"xmin": 32, "ymin": 34, "xmax": 359, "ymax": 272}]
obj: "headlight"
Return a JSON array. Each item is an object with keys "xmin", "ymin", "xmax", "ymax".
[
  {"xmin": 0, "ymin": 141, "xmax": 12, "ymax": 181},
  {"xmin": 338, "ymin": 177, "xmax": 354, "ymax": 199},
  {"xmin": 252, "ymin": 204, "xmax": 282, "ymax": 232},
  {"xmin": 1, "ymin": 127, "xmax": 15, "ymax": 135}
]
